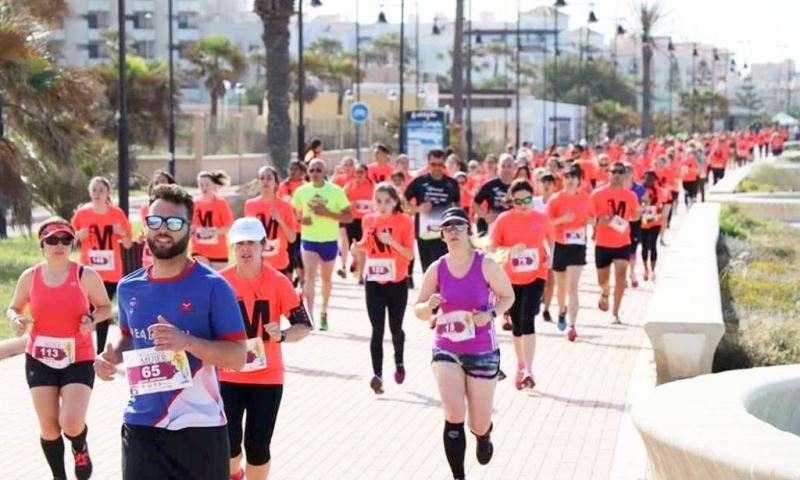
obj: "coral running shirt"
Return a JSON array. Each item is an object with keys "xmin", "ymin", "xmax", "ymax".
[
  {"xmin": 491, "ymin": 209, "xmax": 554, "ymax": 284},
  {"xmin": 71, "ymin": 204, "xmax": 132, "ymax": 283},
  {"xmin": 367, "ymin": 163, "xmax": 395, "ymax": 184},
  {"xmin": 344, "ymin": 180, "xmax": 376, "ymax": 220},
  {"xmin": 590, "ymin": 186, "xmax": 640, "ymax": 248},
  {"xmin": 243, "ymin": 197, "xmax": 298, "ymax": 271},
  {"xmin": 545, "ymin": 191, "xmax": 595, "ymax": 245},
  {"xmin": 359, "ymin": 212, "xmax": 415, "ymax": 284},
  {"xmin": 219, "ymin": 264, "xmax": 304, "ymax": 385},
  {"xmin": 117, "ymin": 261, "xmax": 246, "ymax": 430},
  {"xmin": 191, "ymin": 194, "xmax": 234, "ymax": 261}
]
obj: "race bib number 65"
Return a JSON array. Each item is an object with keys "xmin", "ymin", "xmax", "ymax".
[{"xmin": 123, "ymin": 348, "xmax": 193, "ymax": 396}]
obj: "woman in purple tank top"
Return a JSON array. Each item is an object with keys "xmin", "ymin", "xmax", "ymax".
[{"xmin": 414, "ymin": 208, "xmax": 514, "ymax": 480}]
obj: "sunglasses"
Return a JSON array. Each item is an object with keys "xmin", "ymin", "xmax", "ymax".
[
  {"xmin": 611, "ymin": 169, "xmax": 626, "ymax": 175},
  {"xmin": 43, "ymin": 235, "xmax": 74, "ymax": 246},
  {"xmin": 145, "ymin": 215, "xmax": 188, "ymax": 232},
  {"xmin": 308, "ymin": 168, "xmax": 324, "ymax": 173},
  {"xmin": 441, "ymin": 223, "xmax": 469, "ymax": 233},
  {"xmin": 513, "ymin": 196, "xmax": 533, "ymax": 206}
]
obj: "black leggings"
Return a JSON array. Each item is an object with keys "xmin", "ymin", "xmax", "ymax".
[
  {"xmin": 220, "ymin": 383, "xmax": 283, "ymax": 466},
  {"xmin": 365, "ymin": 280, "xmax": 408, "ymax": 377},
  {"xmin": 417, "ymin": 238, "xmax": 448, "ymax": 273},
  {"xmin": 641, "ymin": 226, "xmax": 661, "ymax": 265}
]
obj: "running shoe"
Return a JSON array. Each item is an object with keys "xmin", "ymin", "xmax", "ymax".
[
  {"xmin": 319, "ymin": 312, "xmax": 328, "ymax": 331},
  {"xmin": 557, "ymin": 310, "xmax": 567, "ymax": 331},
  {"xmin": 521, "ymin": 372, "xmax": 536, "ymax": 389},
  {"xmin": 502, "ymin": 313, "xmax": 512, "ymax": 331},
  {"xmin": 475, "ymin": 424, "xmax": 494, "ymax": 465},
  {"xmin": 73, "ymin": 446, "xmax": 92, "ymax": 480},
  {"xmin": 370, "ymin": 375, "xmax": 384, "ymax": 395},
  {"xmin": 230, "ymin": 468, "xmax": 245, "ymax": 480},
  {"xmin": 542, "ymin": 310, "xmax": 552, "ymax": 322},
  {"xmin": 336, "ymin": 268, "xmax": 346, "ymax": 279},
  {"xmin": 567, "ymin": 326, "xmax": 578, "ymax": 342},
  {"xmin": 643, "ymin": 269, "xmax": 650, "ymax": 281},
  {"xmin": 630, "ymin": 277, "xmax": 639, "ymax": 289},
  {"xmin": 651, "ymin": 271, "xmax": 657, "ymax": 282},
  {"xmin": 598, "ymin": 294, "xmax": 609, "ymax": 312},
  {"xmin": 394, "ymin": 365, "xmax": 406, "ymax": 384}
]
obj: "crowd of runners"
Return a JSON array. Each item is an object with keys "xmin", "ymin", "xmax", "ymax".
[{"xmin": 5, "ymin": 126, "xmax": 789, "ymax": 480}]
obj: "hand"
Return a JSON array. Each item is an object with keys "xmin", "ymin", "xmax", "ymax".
[
  {"xmin": 309, "ymin": 203, "xmax": 331, "ymax": 217},
  {"xmin": 79, "ymin": 315, "xmax": 95, "ymax": 336},
  {"xmin": 94, "ymin": 343, "xmax": 120, "ymax": 381},
  {"xmin": 75, "ymin": 228, "xmax": 89, "ymax": 241},
  {"xmin": 419, "ymin": 202, "xmax": 433, "ymax": 214},
  {"xmin": 301, "ymin": 216, "xmax": 313, "ymax": 226},
  {"xmin": 148, "ymin": 315, "xmax": 192, "ymax": 352},
  {"xmin": 471, "ymin": 310, "xmax": 493, "ymax": 327},
  {"xmin": 265, "ymin": 323, "xmax": 281, "ymax": 342},
  {"xmin": 427, "ymin": 294, "xmax": 446, "ymax": 311},
  {"xmin": 598, "ymin": 215, "xmax": 611, "ymax": 226},
  {"xmin": 377, "ymin": 230, "xmax": 395, "ymax": 246},
  {"xmin": 11, "ymin": 315, "xmax": 28, "ymax": 337}
]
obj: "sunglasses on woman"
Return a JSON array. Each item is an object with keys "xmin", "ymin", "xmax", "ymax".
[
  {"xmin": 513, "ymin": 196, "xmax": 533, "ymax": 206},
  {"xmin": 441, "ymin": 223, "xmax": 469, "ymax": 233},
  {"xmin": 43, "ymin": 235, "xmax": 74, "ymax": 246},
  {"xmin": 145, "ymin": 215, "xmax": 188, "ymax": 231}
]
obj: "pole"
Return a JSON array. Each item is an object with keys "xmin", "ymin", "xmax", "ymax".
[
  {"xmin": 541, "ymin": 9, "xmax": 547, "ymax": 149},
  {"xmin": 0, "ymin": 95, "xmax": 4, "ymax": 138},
  {"xmin": 297, "ymin": 0, "xmax": 305, "ymax": 161},
  {"xmin": 584, "ymin": 26, "xmax": 589, "ymax": 142},
  {"xmin": 167, "ymin": 0, "xmax": 176, "ymax": 176},
  {"xmin": 355, "ymin": 0, "xmax": 361, "ymax": 161},
  {"xmin": 668, "ymin": 56, "xmax": 674, "ymax": 133},
  {"xmin": 515, "ymin": 0, "xmax": 521, "ymax": 151},
  {"xmin": 399, "ymin": 0, "xmax": 405, "ymax": 154},
  {"xmin": 710, "ymin": 56, "xmax": 715, "ymax": 132},
  {"xmin": 504, "ymin": 19, "xmax": 509, "ymax": 146},
  {"xmin": 691, "ymin": 44, "xmax": 697, "ymax": 133},
  {"xmin": 466, "ymin": 0, "xmax": 473, "ymax": 162},
  {"xmin": 117, "ymin": 0, "xmax": 130, "ymax": 217},
  {"xmin": 552, "ymin": 6, "xmax": 558, "ymax": 146},
  {"xmin": 415, "ymin": 2, "xmax": 420, "ymax": 109}
]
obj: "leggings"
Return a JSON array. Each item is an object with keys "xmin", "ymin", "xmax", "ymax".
[
  {"xmin": 417, "ymin": 238, "xmax": 448, "ymax": 273},
  {"xmin": 641, "ymin": 226, "xmax": 661, "ymax": 265},
  {"xmin": 365, "ymin": 280, "xmax": 408, "ymax": 377},
  {"xmin": 220, "ymin": 383, "xmax": 283, "ymax": 466}
]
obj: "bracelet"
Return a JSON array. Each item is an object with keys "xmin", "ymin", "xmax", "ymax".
[{"xmin": 277, "ymin": 330, "xmax": 287, "ymax": 343}]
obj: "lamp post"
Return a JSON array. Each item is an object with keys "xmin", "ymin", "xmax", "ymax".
[
  {"xmin": 552, "ymin": 0, "xmax": 566, "ymax": 147},
  {"xmin": 466, "ymin": 0, "xmax": 473, "ymax": 162},
  {"xmin": 515, "ymin": 0, "xmax": 521, "ymax": 151},
  {"xmin": 613, "ymin": 23, "xmax": 625, "ymax": 80},
  {"xmin": 583, "ymin": 6, "xmax": 597, "ymax": 142},
  {"xmin": 167, "ymin": 0, "xmax": 176, "ymax": 176},
  {"xmin": 117, "ymin": 0, "xmax": 130, "ymax": 217},
  {"xmin": 667, "ymin": 38, "xmax": 675, "ymax": 133},
  {"xmin": 692, "ymin": 43, "xmax": 698, "ymax": 133}
]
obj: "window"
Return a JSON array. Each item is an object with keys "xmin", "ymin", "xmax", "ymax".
[
  {"xmin": 88, "ymin": 42, "xmax": 101, "ymax": 59},
  {"xmin": 135, "ymin": 41, "xmax": 155, "ymax": 59},
  {"xmin": 177, "ymin": 12, "xmax": 198, "ymax": 29},
  {"xmin": 87, "ymin": 13, "xmax": 99, "ymax": 29},
  {"xmin": 132, "ymin": 11, "xmax": 154, "ymax": 29}
]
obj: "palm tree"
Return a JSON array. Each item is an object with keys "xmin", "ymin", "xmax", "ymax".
[
  {"xmin": 185, "ymin": 35, "xmax": 247, "ymax": 120},
  {"xmin": 304, "ymin": 38, "xmax": 360, "ymax": 116},
  {"xmin": 638, "ymin": 1, "xmax": 663, "ymax": 137},
  {"xmin": 254, "ymin": 0, "xmax": 293, "ymax": 176}
]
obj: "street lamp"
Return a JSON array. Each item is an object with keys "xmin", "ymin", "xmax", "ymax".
[
  {"xmin": 117, "ymin": 0, "xmax": 130, "ymax": 217},
  {"xmin": 297, "ymin": 0, "xmax": 323, "ymax": 162},
  {"xmin": 167, "ymin": 0, "xmax": 176, "ymax": 177},
  {"xmin": 552, "ymin": 0, "xmax": 566, "ymax": 147},
  {"xmin": 613, "ymin": 24, "xmax": 625, "ymax": 78},
  {"xmin": 667, "ymin": 38, "xmax": 675, "ymax": 133},
  {"xmin": 583, "ymin": 5, "xmax": 598, "ymax": 142},
  {"xmin": 692, "ymin": 43, "xmax": 699, "ymax": 133}
]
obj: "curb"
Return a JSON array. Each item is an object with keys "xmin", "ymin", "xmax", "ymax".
[{"xmin": 0, "ymin": 336, "xmax": 26, "ymax": 361}]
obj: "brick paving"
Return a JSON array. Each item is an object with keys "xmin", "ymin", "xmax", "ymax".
[{"xmin": 0, "ymin": 228, "xmax": 677, "ymax": 479}]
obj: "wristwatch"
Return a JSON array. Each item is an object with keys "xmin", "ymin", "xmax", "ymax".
[
  {"xmin": 489, "ymin": 309, "xmax": 498, "ymax": 319},
  {"xmin": 278, "ymin": 331, "xmax": 287, "ymax": 343}
]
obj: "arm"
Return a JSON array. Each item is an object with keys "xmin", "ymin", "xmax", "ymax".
[
  {"xmin": 379, "ymin": 230, "xmax": 413, "ymax": 261},
  {"xmin": 149, "ymin": 315, "xmax": 246, "ymax": 371},
  {"xmin": 413, "ymin": 260, "xmax": 442, "ymax": 321},
  {"xmin": 264, "ymin": 282, "xmax": 313, "ymax": 343},
  {"xmin": 94, "ymin": 333, "xmax": 134, "ymax": 381},
  {"xmin": 116, "ymin": 212, "xmax": 133, "ymax": 248},
  {"xmin": 319, "ymin": 206, "xmax": 353, "ymax": 224},
  {"xmin": 6, "ymin": 269, "xmax": 33, "ymax": 337},
  {"xmin": 79, "ymin": 267, "xmax": 113, "ymax": 334},
  {"xmin": 478, "ymin": 257, "xmax": 515, "ymax": 323}
]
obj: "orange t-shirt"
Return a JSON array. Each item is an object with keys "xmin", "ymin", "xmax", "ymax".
[
  {"xmin": 358, "ymin": 212, "xmax": 415, "ymax": 284},
  {"xmin": 278, "ymin": 179, "xmax": 306, "ymax": 204},
  {"xmin": 680, "ymin": 157, "xmax": 699, "ymax": 182},
  {"xmin": 219, "ymin": 264, "xmax": 302, "ymax": 385},
  {"xmin": 641, "ymin": 186, "xmax": 670, "ymax": 229},
  {"xmin": 578, "ymin": 158, "xmax": 599, "ymax": 184},
  {"xmin": 344, "ymin": 180, "xmax": 375, "ymax": 219},
  {"xmin": 243, "ymin": 197, "xmax": 298, "ymax": 271},
  {"xmin": 545, "ymin": 191, "xmax": 595, "ymax": 245},
  {"xmin": 191, "ymin": 194, "xmax": 234, "ymax": 261},
  {"xmin": 367, "ymin": 162, "xmax": 395, "ymax": 184},
  {"xmin": 71, "ymin": 204, "xmax": 132, "ymax": 283},
  {"xmin": 331, "ymin": 173, "xmax": 352, "ymax": 187},
  {"xmin": 590, "ymin": 186, "xmax": 640, "ymax": 248},
  {"xmin": 491, "ymin": 209, "xmax": 554, "ymax": 284}
]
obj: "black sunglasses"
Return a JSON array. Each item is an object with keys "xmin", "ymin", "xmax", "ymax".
[
  {"xmin": 308, "ymin": 168, "xmax": 324, "ymax": 173},
  {"xmin": 146, "ymin": 215, "xmax": 188, "ymax": 232},
  {"xmin": 43, "ymin": 235, "xmax": 74, "ymax": 246},
  {"xmin": 611, "ymin": 169, "xmax": 626, "ymax": 175}
]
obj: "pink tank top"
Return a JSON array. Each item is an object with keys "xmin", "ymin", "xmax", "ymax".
[{"xmin": 26, "ymin": 262, "xmax": 95, "ymax": 363}]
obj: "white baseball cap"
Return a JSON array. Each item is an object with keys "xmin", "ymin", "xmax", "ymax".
[{"xmin": 229, "ymin": 217, "xmax": 266, "ymax": 244}]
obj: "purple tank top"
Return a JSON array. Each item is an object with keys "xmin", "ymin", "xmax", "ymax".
[{"xmin": 434, "ymin": 252, "xmax": 497, "ymax": 354}]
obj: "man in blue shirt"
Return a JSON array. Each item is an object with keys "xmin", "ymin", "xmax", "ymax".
[{"xmin": 94, "ymin": 184, "xmax": 246, "ymax": 479}]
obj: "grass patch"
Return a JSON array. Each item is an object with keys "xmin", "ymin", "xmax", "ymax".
[
  {"xmin": 714, "ymin": 205, "xmax": 800, "ymax": 371},
  {"xmin": 734, "ymin": 165, "xmax": 800, "ymax": 193},
  {"xmin": 0, "ymin": 236, "xmax": 50, "ymax": 340}
]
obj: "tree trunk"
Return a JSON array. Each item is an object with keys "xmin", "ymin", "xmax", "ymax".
[
  {"xmin": 451, "ymin": 0, "xmax": 465, "ymax": 125},
  {"xmin": 255, "ymin": 0, "xmax": 293, "ymax": 177},
  {"xmin": 641, "ymin": 42, "xmax": 654, "ymax": 137}
]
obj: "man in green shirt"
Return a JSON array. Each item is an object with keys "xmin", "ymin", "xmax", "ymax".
[{"xmin": 291, "ymin": 159, "xmax": 353, "ymax": 330}]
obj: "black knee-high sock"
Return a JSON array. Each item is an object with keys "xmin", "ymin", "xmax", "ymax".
[
  {"xmin": 443, "ymin": 421, "xmax": 466, "ymax": 480},
  {"xmin": 65, "ymin": 425, "xmax": 88, "ymax": 452},
  {"xmin": 41, "ymin": 436, "xmax": 67, "ymax": 479}
]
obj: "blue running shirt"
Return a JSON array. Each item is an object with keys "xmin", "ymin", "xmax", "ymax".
[{"xmin": 117, "ymin": 261, "xmax": 246, "ymax": 430}]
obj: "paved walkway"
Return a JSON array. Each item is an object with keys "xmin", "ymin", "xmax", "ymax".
[{"xmin": 0, "ymin": 225, "xmax": 685, "ymax": 479}]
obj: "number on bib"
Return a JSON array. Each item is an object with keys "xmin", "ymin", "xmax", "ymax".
[{"xmin": 510, "ymin": 248, "xmax": 540, "ymax": 272}]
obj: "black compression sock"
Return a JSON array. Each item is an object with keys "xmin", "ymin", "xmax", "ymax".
[
  {"xmin": 65, "ymin": 425, "xmax": 88, "ymax": 452},
  {"xmin": 40, "ymin": 436, "xmax": 67, "ymax": 479},
  {"xmin": 443, "ymin": 421, "xmax": 466, "ymax": 480}
]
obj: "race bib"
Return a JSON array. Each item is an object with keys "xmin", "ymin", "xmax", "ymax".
[
  {"xmin": 365, "ymin": 258, "xmax": 396, "ymax": 282},
  {"xmin": 511, "ymin": 248, "xmax": 540, "ymax": 273},
  {"xmin": 436, "ymin": 310, "xmax": 476, "ymax": 343},
  {"xmin": 241, "ymin": 338, "xmax": 268, "ymax": 372},
  {"xmin": 263, "ymin": 238, "xmax": 281, "ymax": 257},
  {"xmin": 355, "ymin": 200, "xmax": 373, "ymax": 214},
  {"xmin": 419, "ymin": 212, "xmax": 441, "ymax": 240},
  {"xmin": 88, "ymin": 250, "xmax": 115, "ymax": 272},
  {"xmin": 33, "ymin": 336, "xmax": 75, "ymax": 370},
  {"xmin": 123, "ymin": 348, "xmax": 193, "ymax": 396},
  {"xmin": 642, "ymin": 206, "xmax": 657, "ymax": 223},
  {"xmin": 609, "ymin": 215, "xmax": 628, "ymax": 233},
  {"xmin": 564, "ymin": 229, "xmax": 586, "ymax": 245}
]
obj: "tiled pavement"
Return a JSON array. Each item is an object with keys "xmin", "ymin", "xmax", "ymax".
[{"xmin": 0, "ymin": 225, "xmax": 682, "ymax": 479}]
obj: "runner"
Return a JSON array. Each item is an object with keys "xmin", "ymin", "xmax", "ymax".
[
  {"xmin": 413, "ymin": 207, "xmax": 514, "ymax": 480},
  {"xmin": 7, "ymin": 218, "xmax": 112, "ymax": 480},
  {"xmin": 331, "ymin": 156, "xmax": 355, "ymax": 188},
  {"xmin": 219, "ymin": 218, "xmax": 312, "ymax": 480},
  {"xmin": 353, "ymin": 183, "xmax": 415, "ymax": 394},
  {"xmin": 342, "ymin": 163, "xmax": 375, "ymax": 282},
  {"xmin": 640, "ymin": 171, "xmax": 670, "ymax": 281},
  {"xmin": 244, "ymin": 166, "xmax": 298, "ymax": 278},
  {"xmin": 303, "ymin": 138, "xmax": 323, "ymax": 163},
  {"xmin": 590, "ymin": 162, "xmax": 641, "ymax": 324},
  {"xmin": 454, "ymin": 172, "xmax": 474, "ymax": 220},
  {"xmin": 291, "ymin": 159, "xmax": 353, "ymax": 330},
  {"xmin": 140, "ymin": 170, "xmax": 176, "ymax": 268},
  {"xmin": 71, "ymin": 176, "xmax": 133, "ymax": 353},
  {"xmin": 367, "ymin": 143, "xmax": 395, "ymax": 184},
  {"xmin": 533, "ymin": 173, "xmax": 558, "ymax": 323},
  {"xmin": 625, "ymin": 164, "xmax": 646, "ymax": 289},
  {"xmin": 191, "ymin": 170, "xmax": 235, "ymax": 270},
  {"xmin": 94, "ymin": 184, "xmax": 247, "ymax": 480},
  {"xmin": 404, "ymin": 149, "xmax": 460, "ymax": 273},
  {"xmin": 680, "ymin": 146, "xmax": 700, "ymax": 210},
  {"xmin": 490, "ymin": 180, "xmax": 554, "ymax": 390},
  {"xmin": 545, "ymin": 165, "xmax": 595, "ymax": 341},
  {"xmin": 472, "ymin": 153, "xmax": 515, "ymax": 236},
  {"xmin": 279, "ymin": 160, "xmax": 308, "ymax": 287}
]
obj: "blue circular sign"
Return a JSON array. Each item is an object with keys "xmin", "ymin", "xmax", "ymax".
[{"xmin": 349, "ymin": 102, "xmax": 370, "ymax": 124}]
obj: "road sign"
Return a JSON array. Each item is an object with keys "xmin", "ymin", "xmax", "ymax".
[
  {"xmin": 349, "ymin": 102, "xmax": 370, "ymax": 124},
  {"xmin": 403, "ymin": 110, "xmax": 448, "ymax": 169}
]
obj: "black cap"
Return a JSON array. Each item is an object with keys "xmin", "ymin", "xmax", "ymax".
[
  {"xmin": 440, "ymin": 207, "xmax": 470, "ymax": 225},
  {"xmin": 564, "ymin": 164, "xmax": 583, "ymax": 179}
]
